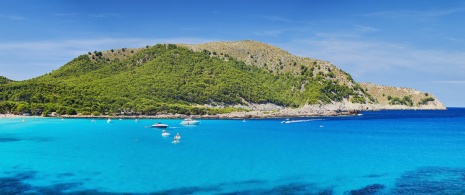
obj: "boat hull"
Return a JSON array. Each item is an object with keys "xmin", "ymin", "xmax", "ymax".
[{"xmin": 152, "ymin": 124, "xmax": 168, "ymax": 128}]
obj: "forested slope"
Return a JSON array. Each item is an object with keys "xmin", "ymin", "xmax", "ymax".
[{"xmin": 0, "ymin": 76, "xmax": 12, "ymax": 84}]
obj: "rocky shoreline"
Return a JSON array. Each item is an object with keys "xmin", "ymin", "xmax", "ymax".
[{"xmin": 1, "ymin": 101, "xmax": 446, "ymax": 120}]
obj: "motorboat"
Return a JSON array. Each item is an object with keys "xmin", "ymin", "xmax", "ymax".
[
  {"xmin": 180, "ymin": 118, "xmax": 200, "ymax": 125},
  {"xmin": 281, "ymin": 119, "xmax": 314, "ymax": 124},
  {"xmin": 152, "ymin": 122, "xmax": 168, "ymax": 128},
  {"xmin": 161, "ymin": 130, "xmax": 170, "ymax": 137},
  {"xmin": 174, "ymin": 133, "xmax": 181, "ymax": 140}
]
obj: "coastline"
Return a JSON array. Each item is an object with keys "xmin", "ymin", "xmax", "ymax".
[
  {"xmin": 0, "ymin": 107, "xmax": 447, "ymax": 120},
  {"xmin": 0, "ymin": 101, "xmax": 447, "ymax": 119}
]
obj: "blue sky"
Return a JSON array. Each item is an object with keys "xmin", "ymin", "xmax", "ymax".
[{"xmin": 1, "ymin": 0, "xmax": 464, "ymax": 107}]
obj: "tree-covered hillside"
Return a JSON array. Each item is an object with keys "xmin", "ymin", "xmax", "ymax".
[
  {"xmin": 0, "ymin": 76, "xmax": 12, "ymax": 84},
  {"xmin": 0, "ymin": 43, "xmax": 370, "ymax": 116}
]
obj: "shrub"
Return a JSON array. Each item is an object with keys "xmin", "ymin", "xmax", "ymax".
[{"xmin": 419, "ymin": 97, "xmax": 435, "ymax": 105}]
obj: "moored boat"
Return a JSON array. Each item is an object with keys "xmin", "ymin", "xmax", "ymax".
[
  {"xmin": 161, "ymin": 130, "xmax": 170, "ymax": 137},
  {"xmin": 152, "ymin": 122, "xmax": 168, "ymax": 128},
  {"xmin": 180, "ymin": 118, "xmax": 200, "ymax": 125}
]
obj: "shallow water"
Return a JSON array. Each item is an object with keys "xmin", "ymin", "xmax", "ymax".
[{"xmin": 1, "ymin": 108, "xmax": 465, "ymax": 194}]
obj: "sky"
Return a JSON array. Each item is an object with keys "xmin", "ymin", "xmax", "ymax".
[{"xmin": 0, "ymin": 0, "xmax": 464, "ymax": 107}]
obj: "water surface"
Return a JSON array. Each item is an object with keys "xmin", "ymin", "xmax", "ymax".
[{"xmin": 1, "ymin": 108, "xmax": 465, "ymax": 194}]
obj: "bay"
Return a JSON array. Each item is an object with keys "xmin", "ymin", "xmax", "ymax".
[{"xmin": 1, "ymin": 108, "xmax": 465, "ymax": 194}]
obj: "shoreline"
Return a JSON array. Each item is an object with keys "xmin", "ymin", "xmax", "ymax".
[{"xmin": 0, "ymin": 107, "xmax": 450, "ymax": 119}]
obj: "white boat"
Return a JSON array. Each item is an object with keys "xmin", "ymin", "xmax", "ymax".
[
  {"xmin": 174, "ymin": 133, "xmax": 181, "ymax": 140},
  {"xmin": 281, "ymin": 118, "xmax": 290, "ymax": 124},
  {"xmin": 152, "ymin": 122, "xmax": 168, "ymax": 128},
  {"xmin": 107, "ymin": 118, "xmax": 111, "ymax": 123},
  {"xmin": 161, "ymin": 130, "xmax": 170, "ymax": 137},
  {"xmin": 172, "ymin": 139, "xmax": 179, "ymax": 144},
  {"xmin": 180, "ymin": 118, "xmax": 200, "ymax": 125},
  {"xmin": 281, "ymin": 119, "xmax": 314, "ymax": 124}
]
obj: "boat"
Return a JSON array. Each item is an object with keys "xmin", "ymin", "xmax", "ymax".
[
  {"xmin": 174, "ymin": 133, "xmax": 181, "ymax": 140},
  {"xmin": 281, "ymin": 119, "xmax": 314, "ymax": 124},
  {"xmin": 107, "ymin": 118, "xmax": 111, "ymax": 123},
  {"xmin": 180, "ymin": 118, "xmax": 200, "ymax": 125},
  {"xmin": 242, "ymin": 119, "xmax": 246, "ymax": 122},
  {"xmin": 152, "ymin": 122, "xmax": 168, "ymax": 128},
  {"xmin": 161, "ymin": 130, "xmax": 170, "ymax": 137},
  {"xmin": 172, "ymin": 135, "xmax": 180, "ymax": 144}
]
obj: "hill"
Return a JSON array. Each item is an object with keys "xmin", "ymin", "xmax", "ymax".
[
  {"xmin": 0, "ymin": 40, "xmax": 444, "ymax": 117},
  {"xmin": 360, "ymin": 83, "xmax": 444, "ymax": 109},
  {"xmin": 0, "ymin": 76, "xmax": 12, "ymax": 84}
]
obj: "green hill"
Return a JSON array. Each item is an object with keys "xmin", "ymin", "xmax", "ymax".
[
  {"xmin": 0, "ymin": 76, "xmax": 12, "ymax": 84},
  {"xmin": 0, "ymin": 41, "xmax": 373, "ymax": 116}
]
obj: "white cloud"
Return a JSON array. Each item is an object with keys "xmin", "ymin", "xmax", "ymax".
[{"xmin": 365, "ymin": 7, "xmax": 465, "ymax": 20}]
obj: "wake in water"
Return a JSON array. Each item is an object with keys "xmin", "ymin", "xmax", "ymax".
[{"xmin": 281, "ymin": 119, "xmax": 321, "ymax": 124}]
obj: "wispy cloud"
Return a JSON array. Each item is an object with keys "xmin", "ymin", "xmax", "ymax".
[
  {"xmin": 443, "ymin": 36, "xmax": 464, "ymax": 43},
  {"xmin": 87, "ymin": 13, "xmax": 124, "ymax": 18},
  {"xmin": 259, "ymin": 15, "xmax": 294, "ymax": 23},
  {"xmin": 258, "ymin": 15, "xmax": 313, "ymax": 25},
  {"xmin": 365, "ymin": 7, "xmax": 465, "ymax": 20},
  {"xmin": 282, "ymin": 37, "xmax": 465, "ymax": 85},
  {"xmin": 0, "ymin": 14, "xmax": 24, "ymax": 20},
  {"xmin": 51, "ymin": 12, "xmax": 129, "ymax": 19},
  {"xmin": 353, "ymin": 25, "xmax": 378, "ymax": 33},
  {"xmin": 253, "ymin": 29, "xmax": 287, "ymax": 37},
  {"xmin": 431, "ymin": 80, "xmax": 465, "ymax": 84}
]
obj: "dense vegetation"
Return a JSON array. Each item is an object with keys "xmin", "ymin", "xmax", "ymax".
[
  {"xmin": 0, "ymin": 44, "xmax": 367, "ymax": 116},
  {"xmin": 0, "ymin": 76, "xmax": 12, "ymax": 84}
]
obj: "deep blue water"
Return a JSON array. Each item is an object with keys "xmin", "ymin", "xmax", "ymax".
[{"xmin": 1, "ymin": 108, "xmax": 465, "ymax": 194}]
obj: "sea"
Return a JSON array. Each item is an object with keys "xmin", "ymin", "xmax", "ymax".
[{"xmin": 1, "ymin": 108, "xmax": 465, "ymax": 194}]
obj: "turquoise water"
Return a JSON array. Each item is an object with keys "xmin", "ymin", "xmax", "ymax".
[{"xmin": 1, "ymin": 108, "xmax": 465, "ymax": 194}]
